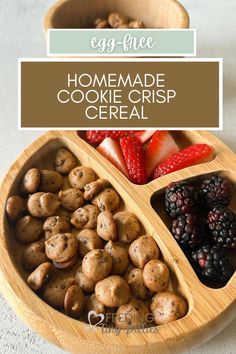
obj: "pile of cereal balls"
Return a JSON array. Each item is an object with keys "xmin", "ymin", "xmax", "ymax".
[
  {"xmin": 93, "ymin": 13, "xmax": 145, "ymax": 29},
  {"xmin": 6, "ymin": 146, "xmax": 187, "ymax": 329}
]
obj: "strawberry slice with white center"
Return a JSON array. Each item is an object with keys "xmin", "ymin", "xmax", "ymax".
[
  {"xmin": 153, "ymin": 143, "xmax": 215, "ymax": 178},
  {"xmin": 145, "ymin": 131, "xmax": 179, "ymax": 177},
  {"xmin": 134, "ymin": 130, "xmax": 156, "ymax": 144},
  {"xmin": 97, "ymin": 137, "xmax": 129, "ymax": 177}
]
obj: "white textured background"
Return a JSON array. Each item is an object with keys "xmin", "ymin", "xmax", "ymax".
[{"xmin": 0, "ymin": 0, "xmax": 236, "ymax": 353}]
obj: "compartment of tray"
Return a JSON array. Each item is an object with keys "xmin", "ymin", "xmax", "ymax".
[
  {"xmin": 77, "ymin": 130, "xmax": 218, "ymax": 186},
  {"xmin": 151, "ymin": 170, "xmax": 236, "ymax": 288},
  {"xmin": 3, "ymin": 133, "xmax": 190, "ymax": 324}
]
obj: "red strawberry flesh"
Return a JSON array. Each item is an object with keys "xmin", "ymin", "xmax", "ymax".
[
  {"xmin": 86, "ymin": 130, "xmax": 137, "ymax": 145},
  {"xmin": 154, "ymin": 144, "xmax": 214, "ymax": 178},
  {"xmin": 145, "ymin": 131, "xmax": 179, "ymax": 177},
  {"xmin": 120, "ymin": 136, "xmax": 147, "ymax": 184}
]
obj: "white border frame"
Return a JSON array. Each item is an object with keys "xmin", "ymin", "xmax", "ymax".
[
  {"xmin": 18, "ymin": 58, "xmax": 223, "ymax": 131},
  {"xmin": 47, "ymin": 29, "xmax": 197, "ymax": 57}
]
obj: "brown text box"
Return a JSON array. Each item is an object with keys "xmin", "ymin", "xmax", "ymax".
[{"xmin": 20, "ymin": 61, "xmax": 221, "ymax": 129}]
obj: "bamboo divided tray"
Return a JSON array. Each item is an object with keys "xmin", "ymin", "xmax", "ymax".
[{"xmin": 0, "ymin": 130, "xmax": 236, "ymax": 354}]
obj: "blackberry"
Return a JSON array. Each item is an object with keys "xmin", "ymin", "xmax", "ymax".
[
  {"xmin": 199, "ymin": 175, "xmax": 232, "ymax": 210},
  {"xmin": 171, "ymin": 214, "xmax": 206, "ymax": 249},
  {"xmin": 165, "ymin": 181, "xmax": 196, "ymax": 218},
  {"xmin": 191, "ymin": 244, "xmax": 234, "ymax": 283},
  {"xmin": 207, "ymin": 206, "xmax": 236, "ymax": 250}
]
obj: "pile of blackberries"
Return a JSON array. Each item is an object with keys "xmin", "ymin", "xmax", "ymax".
[{"xmin": 164, "ymin": 175, "xmax": 235, "ymax": 285}]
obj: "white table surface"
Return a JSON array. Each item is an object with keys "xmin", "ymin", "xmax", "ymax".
[{"xmin": 0, "ymin": 0, "xmax": 236, "ymax": 353}]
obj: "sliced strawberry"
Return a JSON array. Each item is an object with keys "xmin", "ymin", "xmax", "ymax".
[
  {"xmin": 86, "ymin": 130, "xmax": 105, "ymax": 144},
  {"xmin": 134, "ymin": 130, "xmax": 156, "ymax": 144},
  {"xmin": 86, "ymin": 130, "xmax": 136, "ymax": 145},
  {"xmin": 97, "ymin": 137, "xmax": 129, "ymax": 177},
  {"xmin": 145, "ymin": 131, "xmax": 179, "ymax": 177},
  {"xmin": 154, "ymin": 144, "xmax": 214, "ymax": 178},
  {"xmin": 120, "ymin": 136, "xmax": 147, "ymax": 184}
]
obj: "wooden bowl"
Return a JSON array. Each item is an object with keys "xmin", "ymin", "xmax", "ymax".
[
  {"xmin": 0, "ymin": 130, "xmax": 236, "ymax": 354},
  {"xmin": 44, "ymin": 0, "xmax": 189, "ymax": 31}
]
